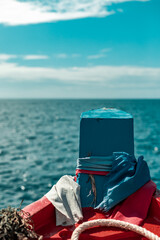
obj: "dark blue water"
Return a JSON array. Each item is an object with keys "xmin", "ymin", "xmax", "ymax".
[{"xmin": 0, "ymin": 99, "xmax": 160, "ymax": 209}]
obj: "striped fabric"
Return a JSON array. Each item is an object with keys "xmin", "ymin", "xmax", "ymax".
[{"xmin": 77, "ymin": 155, "xmax": 113, "ymax": 172}]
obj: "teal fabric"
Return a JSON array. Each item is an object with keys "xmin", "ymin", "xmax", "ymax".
[
  {"xmin": 76, "ymin": 152, "xmax": 151, "ymax": 211},
  {"xmin": 77, "ymin": 156, "xmax": 113, "ymax": 172}
]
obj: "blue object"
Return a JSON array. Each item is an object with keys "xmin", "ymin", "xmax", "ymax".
[
  {"xmin": 77, "ymin": 156, "xmax": 113, "ymax": 172},
  {"xmin": 79, "ymin": 108, "xmax": 134, "ymax": 158},
  {"xmin": 96, "ymin": 152, "xmax": 150, "ymax": 211},
  {"xmin": 77, "ymin": 108, "xmax": 150, "ymax": 210},
  {"xmin": 76, "ymin": 173, "xmax": 107, "ymax": 208},
  {"xmin": 76, "ymin": 152, "xmax": 150, "ymax": 209}
]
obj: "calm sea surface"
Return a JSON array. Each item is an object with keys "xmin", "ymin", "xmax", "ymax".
[{"xmin": 0, "ymin": 99, "xmax": 160, "ymax": 209}]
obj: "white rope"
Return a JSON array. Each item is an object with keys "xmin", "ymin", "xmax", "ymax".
[{"xmin": 71, "ymin": 219, "xmax": 160, "ymax": 240}]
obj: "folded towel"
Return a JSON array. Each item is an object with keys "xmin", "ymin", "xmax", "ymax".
[{"xmin": 45, "ymin": 175, "xmax": 83, "ymax": 226}]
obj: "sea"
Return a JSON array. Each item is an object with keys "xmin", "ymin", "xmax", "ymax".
[{"xmin": 0, "ymin": 99, "xmax": 160, "ymax": 209}]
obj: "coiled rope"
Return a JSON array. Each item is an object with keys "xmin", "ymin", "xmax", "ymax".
[{"xmin": 71, "ymin": 219, "xmax": 160, "ymax": 240}]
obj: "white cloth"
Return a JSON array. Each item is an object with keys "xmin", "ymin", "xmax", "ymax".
[{"xmin": 45, "ymin": 175, "xmax": 83, "ymax": 226}]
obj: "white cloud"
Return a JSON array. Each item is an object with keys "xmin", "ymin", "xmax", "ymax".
[
  {"xmin": 100, "ymin": 48, "xmax": 112, "ymax": 53},
  {"xmin": 0, "ymin": 62, "xmax": 159, "ymax": 85},
  {"xmin": 87, "ymin": 48, "xmax": 111, "ymax": 59},
  {"xmin": 0, "ymin": 0, "xmax": 149, "ymax": 26},
  {"xmin": 117, "ymin": 8, "xmax": 124, "ymax": 12},
  {"xmin": 55, "ymin": 53, "xmax": 81, "ymax": 59},
  {"xmin": 87, "ymin": 53, "xmax": 106, "ymax": 59},
  {"xmin": 56, "ymin": 54, "xmax": 68, "ymax": 59},
  {"xmin": 23, "ymin": 55, "xmax": 49, "ymax": 60},
  {"xmin": 0, "ymin": 54, "xmax": 17, "ymax": 61},
  {"xmin": 0, "ymin": 53, "xmax": 80, "ymax": 61}
]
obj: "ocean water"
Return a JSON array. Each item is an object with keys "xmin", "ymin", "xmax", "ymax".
[{"xmin": 0, "ymin": 99, "xmax": 160, "ymax": 209}]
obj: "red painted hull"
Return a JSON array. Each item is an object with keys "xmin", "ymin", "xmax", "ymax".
[{"xmin": 23, "ymin": 191, "xmax": 160, "ymax": 240}]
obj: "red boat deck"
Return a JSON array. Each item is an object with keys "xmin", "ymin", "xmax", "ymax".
[{"xmin": 23, "ymin": 191, "xmax": 160, "ymax": 240}]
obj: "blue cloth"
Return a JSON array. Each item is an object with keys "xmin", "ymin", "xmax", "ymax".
[
  {"xmin": 77, "ymin": 156, "xmax": 113, "ymax": 172},
  {"xmin": 76, "ymin": 152, "xmax": 150, "ymax": 211}
]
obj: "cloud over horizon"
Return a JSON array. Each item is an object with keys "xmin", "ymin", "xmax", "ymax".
[
  {"xmin": 0, "ymin": 0, "xmax": 149, "ymax": 26},
  {"xmin": 0, "ymin": 54, "xmax": 17, "ymax": 61},
  {"xmin": 0, "ymin": 62, "xmax": 159, "ymax": 86},
  {"xmin": 23, "ymin": 55, "xmax": 49, "ymax": 60}
]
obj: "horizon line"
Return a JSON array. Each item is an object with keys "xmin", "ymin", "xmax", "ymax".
[{"xmin": 0, "ymin": 98, "xmax": 159, "ymax": 100}]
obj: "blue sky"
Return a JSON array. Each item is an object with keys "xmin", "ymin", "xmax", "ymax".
[{"xmin": 0, "ymin": 0, "xmax": 159, "ymax": 98}]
